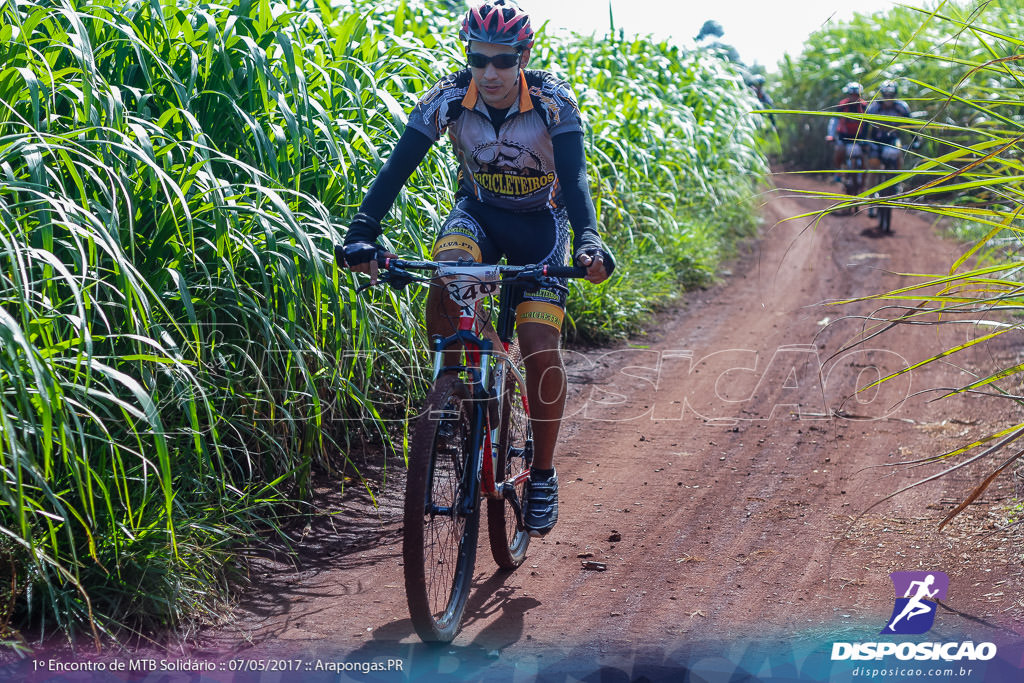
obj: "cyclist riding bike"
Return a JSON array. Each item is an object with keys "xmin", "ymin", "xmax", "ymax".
[
  {"xmin": 825, "ymin": 81, "xmax": 868, "ymax": 183},
  {"xmin": 747, "ymin": 74, "xmax": 776, "ymax": 128},
  {"xmin": 866, "ymin": 80, "xmax": 911, "ymax": 168},
  {"xmin": 337, "ymin": 0, "xmax": 614, "ymax": 538},
  {"xmin": 866, "ymin": 80, "xmax": 912, "ymax": 231}
]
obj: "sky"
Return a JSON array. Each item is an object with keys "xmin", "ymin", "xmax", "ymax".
[{"xmin": 510, "ymin": 0, "xmax": 939, "ymax": 70}]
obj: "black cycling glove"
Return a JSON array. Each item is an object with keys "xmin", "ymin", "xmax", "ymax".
[
  {"xmin": 574, "ymin": 238, "xmax": 616, "ymax": 276},
  {"xmin": 336, "ymin": 213, "xmax": 383, "ymax": 267},
  {"xmin": 577, "ymin": 246, "xmax": 614, "ymax": 276},
  {"xmin": 337, "ymin": 241, "xmax": 380, "ymax": 268}
]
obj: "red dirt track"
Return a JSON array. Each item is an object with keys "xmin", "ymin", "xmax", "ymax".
[{"xmin": 198, "ymin": 173, "xmax": 1024, "ymax": 679}]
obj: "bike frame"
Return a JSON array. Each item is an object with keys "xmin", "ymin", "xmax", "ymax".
[
  {"xmin": 423, "ymin": 265, "xmax": 533, "ymax": 519},
  {"xmin": 368, "ymin": 257, "xmax": 583, "ymax": 531},
  {"xmin": 843, "ymin": 141, "xmax": 866, "ymax": 183}
]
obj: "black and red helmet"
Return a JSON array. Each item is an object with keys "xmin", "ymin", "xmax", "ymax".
[{"xmin": 459, "ymin": 1, "xmax": 534, "ymax": 50}]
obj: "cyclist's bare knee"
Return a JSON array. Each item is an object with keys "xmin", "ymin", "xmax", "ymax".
[
  {"xmin": 518, "ymin": 322, "xmax": 561, "ymax": 361},
  {"xmin": 427, "ymin": 248, "xmax": 500, "ymax": 343}
]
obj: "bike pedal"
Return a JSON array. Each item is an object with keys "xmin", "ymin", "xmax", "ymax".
[{"xmin": 485, "ymin": 481, "xmax": 511, "ymax": 501}]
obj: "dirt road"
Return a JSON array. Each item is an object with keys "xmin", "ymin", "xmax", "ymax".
[{"xmin": 198, "ymin": 174, "xmax": 1024, "ymax": 680}]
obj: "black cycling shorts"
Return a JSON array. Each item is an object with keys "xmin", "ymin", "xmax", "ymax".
[{"xmin": 432, "ymin": 196, "xmax": 571, "ymax": 330}]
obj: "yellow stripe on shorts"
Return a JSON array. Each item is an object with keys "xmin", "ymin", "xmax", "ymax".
[
  {"xmin": 432, "ymin": 235, "xmax": 481, "ymax": 262},
  {"xmin": 515, "ymin": 301, "xmax": 565, "ymax": 331}
]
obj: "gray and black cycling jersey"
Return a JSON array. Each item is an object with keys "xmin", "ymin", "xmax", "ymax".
[
  {"xmin": 344, "ymin": 68, "xmax": 607, "ymax": 262},
  {"xmin": 865, "ymin": 100, "xmax": 911, "ymax": 142},
  {"xmin": 407, "ymin": 69, "xmax": 585, "ymax": 213}
]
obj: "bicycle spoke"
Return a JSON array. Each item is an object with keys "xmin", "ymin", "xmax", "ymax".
[
  {"xmin": 425, "ymin": 435, "xmax": 464, "ymax": 616},
  {"xmin": 488, "ymin": 345, "xmax": 532, "ymax": 569}
]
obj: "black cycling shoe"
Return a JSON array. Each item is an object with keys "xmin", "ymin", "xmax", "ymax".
[{"xmin": 524, "ymin": 470, "xmax": 558, "ymax": 537}]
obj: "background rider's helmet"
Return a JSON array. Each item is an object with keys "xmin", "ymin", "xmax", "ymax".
[
  {"xmin": 844, "ymin": 81, "xmax": 862, "ymax": 96},
  {"xmin": 460, "ymin": 1, "xmax": 535, "ymax": 50},
  {"xmin": 880, "ymin": 80, "xmax": 898, "ymax": 98}
]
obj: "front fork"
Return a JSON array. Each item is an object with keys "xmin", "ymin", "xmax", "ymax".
[{"xmin": 430, "ymin": 332, "xmax": 495, "ymax": 517}]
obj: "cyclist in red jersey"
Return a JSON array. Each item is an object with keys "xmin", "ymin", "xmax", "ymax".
[
  {"xmin": 825, "ymin": 82, "xmax": 868, "ymax": 181},
  {"xmin": 338, "ymin": 0, "xmax": 614, "ymax": 538}
]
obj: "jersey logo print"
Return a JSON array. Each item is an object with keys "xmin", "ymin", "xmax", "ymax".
[
  {"xmin": 470, "ymin": 140, "xmax": 554, "ymax": 198},
  {"xmin": 417, "ymin": 77, "xmax": 467, "ymax": 132},
  {"xmin": 529, "ymin": 83, "xmax": 579, "ymax": 127}
]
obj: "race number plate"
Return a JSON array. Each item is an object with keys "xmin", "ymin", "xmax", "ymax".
[{"xmin": 436, "ymin": 265, "xmax": 500, "ymax": 309}]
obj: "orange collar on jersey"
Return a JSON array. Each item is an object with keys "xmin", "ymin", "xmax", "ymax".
[{"xmin": 461, "ymin": 70, "xmax": 533, "ymax": 114}]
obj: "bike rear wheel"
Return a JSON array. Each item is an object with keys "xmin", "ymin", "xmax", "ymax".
[
  {"xmin": 487, "ymin": 342, "xmax": 532, "ymax": 569},
  {"xmin": 837, "ymin": 146, "xmax": 864, "ymax": 215},
  {"xmin": 403, "ymin": 373, "xmax": 479, "ymax": 643}
]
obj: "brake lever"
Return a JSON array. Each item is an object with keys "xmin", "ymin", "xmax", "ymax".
[
  {"xmin": 355, "ymin": 267, "xmax": 418, "ymax": 294},
  {"xmin": 507, "ymin": 267, "xmax": 546, "ymax": 288},
  {"xmin": 385, "ymin": 268, "xmax": 417, "ymax": 290}
]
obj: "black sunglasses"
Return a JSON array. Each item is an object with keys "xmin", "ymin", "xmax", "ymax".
[{"xmin": 466, "ymin": 51, "xmax": 520, "ymax": 70}]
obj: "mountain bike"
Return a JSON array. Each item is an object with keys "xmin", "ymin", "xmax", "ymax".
[{"xmin": 357, "ymin": 257, "xmax": 587, "ymax": 643}]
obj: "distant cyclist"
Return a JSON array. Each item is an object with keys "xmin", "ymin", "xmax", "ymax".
[
  {"xmin": 337, "ymin": 0, "xmax": 614, "ymax": 538},
  {"xmin": 825, "ymin": 81, "xmax": 868, "ymax": 182},
  {"xmin": 864, "ymin": 80, "xmax": 913, "ymax": 228},
  {"xmin": 747, "ymin": 74, "xmax": 776, "ymax": 128},
  {"xmin": 866, "ymin": 80, "xmax": 912, "ymax": 167}
]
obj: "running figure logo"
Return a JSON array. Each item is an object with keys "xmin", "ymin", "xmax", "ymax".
[{"xmin": 882, "ymin": 571, "xmax": 949, "ymax": 635}]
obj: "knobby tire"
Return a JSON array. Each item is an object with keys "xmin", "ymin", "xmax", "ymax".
[
  {"xmin": 877, "ymin": 158, "xmax": 899, "ymax": 234},
  {"xmin": 403, "ymin": 373, "xmax": 479, "ymax": 643},
  {"xmin": 487, "ymin": 342, "xmax": 532, "ymax": 569}
]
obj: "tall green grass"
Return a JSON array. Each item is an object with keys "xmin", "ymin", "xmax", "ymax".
[
  {"xmin": 0, "ymin": 0, "xmax": 445, "ymax": 641},
  {"xmin": 0, "ymin": 0, "xmax": 768, "ymax": 642},
  {"xmin": 776, "ymin": 0, "xmax": 1024, "ymax": 528},
  {"xmin": 548, "ymin": 34, "xmax": 768, "ymax": 341}
]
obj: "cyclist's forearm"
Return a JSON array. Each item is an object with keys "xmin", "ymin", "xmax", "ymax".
[
  {"xmin": 348, "ymin": 127, "xmax": 434, "ymax": 242},
  {"xmin": 552, "ymin": 131, "xmax": 602, "ymax": 255}
]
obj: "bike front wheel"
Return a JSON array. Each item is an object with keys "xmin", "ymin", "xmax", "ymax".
[
  {"xmin": 877, "ymin": 160, "xmax": 900, "ymax": 233},
  {"xmin": 487, "ymin": 343, "xmax": 532, "ymax": 569},
  {"xmin": 403, "ymin": 373, "xmax": 479, "ymax": 643}
]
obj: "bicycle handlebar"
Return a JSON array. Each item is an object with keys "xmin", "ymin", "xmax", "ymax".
[
  {"xmin": 535, "ymin": 264, "xmax": 591, "ymax": 279},
  {"xmin": 356, "ymin": 258, "xmax": 590, "ymax": 293},
  {"xmin": 382, "ymin": 258, "xmax": 588, "ymax": 280}
]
